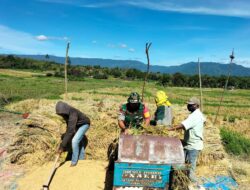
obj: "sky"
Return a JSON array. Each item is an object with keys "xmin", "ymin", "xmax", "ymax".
[{"xmin": 0, "ymin": 0, "xmax": 250, "ymax": 67}]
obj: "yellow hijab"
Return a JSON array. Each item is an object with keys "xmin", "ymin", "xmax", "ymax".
[{"xmin": 155, "ymin": 90, "xmax": 171, "ymax": 106}]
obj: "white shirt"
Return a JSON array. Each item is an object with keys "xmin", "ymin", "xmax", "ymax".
[{"xmin": 181, "ymin": 108, "xmax": 206, "ymax": 150}]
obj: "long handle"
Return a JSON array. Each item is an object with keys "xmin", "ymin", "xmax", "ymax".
[
  {"xmin": 198, "ymin": 57, "xmax": 203, "ymax": 112},
  {"xmin": 43, "ymin": 154, "xmax": 60, "ymax": 189}
]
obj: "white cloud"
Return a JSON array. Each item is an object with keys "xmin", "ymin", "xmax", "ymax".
[
  {"xmin": 126, "ymin": 0, "xmax": 250, "ymax": 18},
  {"xmin": 236, "ymin": 58, "xmax": 250, "ymax": 68},
  {"xmin": 80, "ymin": 2, "xmax": 116, "ymax": 8},
  {"xmin": 36, "ymin": 35, "xmax": 48, "ymax": 41},
  {"xmin": 38, "ymin": 0, "xmax": 117, "ymax": 8},
  {"xmin": 0, "ymin": 25, "xmax": 54, "ymax": 54},
  {"xmin": 128, "ymin": 48, "xmax": 135, "ymax": 53},
  {"xmin": 39, "ymin": 0, "xmax": 250, "ymax": 18},
  {"xmin": 35, "ymin": 34, "xmax": 68, "ymax": 41},
  {"xmin": 63, "ymin": 36, "xmax": 69, "ymax": 41},
  {"xmin": 120, "ymin": 43, "xmax": 127, "ymax": 48},
  {"xmin": 108, "ymin": 43, "xmax": 134, "ymax": 52}
]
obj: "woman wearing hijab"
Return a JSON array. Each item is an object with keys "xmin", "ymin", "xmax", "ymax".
[{"xmin": 152, "ymin": 90, "xmax": 173, "ymax": 126}]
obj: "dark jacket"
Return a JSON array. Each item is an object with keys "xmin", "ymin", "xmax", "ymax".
[{"xmin": 56, "ymin": 101, "xmax": 90, "ymax": 150}]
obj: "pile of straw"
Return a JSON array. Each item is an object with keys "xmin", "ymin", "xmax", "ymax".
[
  {"xmin": 6, "ymin": 89, "xmax": 228, "ymax": 179},
  {"xmin": 6, "ymin": 93, "xmax": 121, "ymax": 165},
  {"xmin": 198, "ymin": 116, "xmax": 226, "ymax": 166},
  {"xmin": 7, "ymin": 101, "xmax": 63, "ymax": 165}
]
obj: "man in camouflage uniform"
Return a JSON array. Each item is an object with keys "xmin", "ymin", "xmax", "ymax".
[
  {"xmin": 118, "ymin": 92, "xmax": 150, "ymax": 134},
  {"xmin": 107, "ymin": 92, "xmax": 150, "ymax": 172}
]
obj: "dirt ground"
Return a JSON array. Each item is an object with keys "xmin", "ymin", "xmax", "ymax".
[
  {"xmin": 18, "ymin": 160, "xmax": 111, "ymax": 190},
  {"xmin": 0, "ymin": 112, "xmax": 25, "ymax": 190}
]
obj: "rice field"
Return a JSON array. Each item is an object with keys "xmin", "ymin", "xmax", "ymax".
[
  {"xmin": 1, "ymin": 69, "xmax": 249, "ymax": 120},
  {"xmin": 0, "ymin": 69, "xmax": 250, "ymax": 188}
]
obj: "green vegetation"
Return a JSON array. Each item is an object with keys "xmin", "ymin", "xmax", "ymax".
[
  {"xmin": 1, "ymin": 55, "xmax": 249, "ymax": 89},
  {"xmin": 228, "ymin": 115, "xmax": 236, "ymax": 123},
  {"xmin": 0, "ymin": 72, "xmax": 146, "ymax": 105},
  {"xmin": 220, "ymin": 127, "xmax": 250, "ymax": 156},
  {"xmin": 0, "ymin": 55, "xmax": 250, "ymax": 119},
  {"xmin": 0, "ymin": 71, "xmax": 249, "ymax": 119}
]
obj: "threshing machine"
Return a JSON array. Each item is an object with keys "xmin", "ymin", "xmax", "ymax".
[{"xmin": 113, "ymin": 134, "xmax": 185, "ymax": 190}]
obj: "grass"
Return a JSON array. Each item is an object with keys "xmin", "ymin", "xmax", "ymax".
[
  {"xmin": 0, "ymin": 69, "xmax": 39, "ymax": 77},
  {"xmin": 0, "ymin": 69, "xmax": 250, "ymax": 119},
  {"xmin": 220, "ymin": 127, "xmax": 250, "ymax": 156},
  {"xmin": 0, "ymin": 72, "xmax": 148, "ymax": 106}
]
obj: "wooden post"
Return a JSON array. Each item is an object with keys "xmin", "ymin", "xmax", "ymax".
[
  {"xmin": 213, "ymin": 49, "xmax": 234, "ymax": 125},
  {"xmin": 141, "ymin": 42, "xmax": 152, "ymax": 102},
  {"xmin": 64, "ymin": 42, "xmax": 70, "ymax": 100},
  {"xmin": 198, "ymin": 58, "xmax": 203, "ymax": 112}
]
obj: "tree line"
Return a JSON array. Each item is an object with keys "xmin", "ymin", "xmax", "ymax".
[{"xmin": 0, "ymin": 55, "xmax": 249, "ymax": 89}]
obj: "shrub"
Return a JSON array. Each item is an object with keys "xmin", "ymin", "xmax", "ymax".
[
  {"xmin": 223, "ymin": 115, "xmax": 228, "ymax": 121},
  {"xmin": 93, "ymin": 73, "xmax": 108, "ymax": 79},
  {"xmin": 72, "ymin": 97, "xmax": 84, "ymax": 101},
  {"xmin": 47, "ymin": 95, "xmax": 61, "ymax": 99},
  {"xmin": 46, "ymin": 73, "xmax": 53, "ymax": 77},
  {"xmin": 54, "ymin": 71, "xmax": 64, "ymax": 78},
  {"xmin": 228, "ymin": 115, "xmax": 236, "ymax": 123},
  {"xmin": 68, "ymin": 76, "xmax": 85, "ymax": 81}
]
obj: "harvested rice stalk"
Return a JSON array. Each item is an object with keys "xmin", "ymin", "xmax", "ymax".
[
  {"xmin": 170, "ymin": 167, "xmax": 190, "ymax": 190},
  {"xmin": 6, "ymin": 91, "xmax": 227, "ymax": 171},
  {"xmin": 127, "ymin": 125, "xmax": 182, "ymax": 138},
  {"xmin": 8, "ymin": 124, "xmax": 60, "ymax": 165}
]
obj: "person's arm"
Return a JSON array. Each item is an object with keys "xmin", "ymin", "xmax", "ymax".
[
  {"xmin": 118, "ymin": 106, "xmax": 129, "ymax": 133},
  {"xmin": 59, "ymin": 111, "xmax": 78, "ymax": 151},
  {"xmin": 143, "ymin": 104, "xmax": 150, "ymax": 126},
  {"xmin": 144, "ymin": 117, "xmax": 150, "ymax": 126},
  {"xmin": 168, "ymin": 124, "xmax": 185, "ymax": 131},
  {"xmin": 118, "ymin": 120, "xmax": 126, "ymax": 130},
  {"xmin": 118, "ymin": 120, "xmax": 130, "ymax": 134}
]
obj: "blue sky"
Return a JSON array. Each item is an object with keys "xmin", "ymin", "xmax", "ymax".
[{"xmin": 0, "ymin": 0, "xmax": 250, "ymax": 67}]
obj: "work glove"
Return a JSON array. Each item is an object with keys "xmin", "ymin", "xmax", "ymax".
[{"xmin": 57, "ymin": 148, "xmax": 63, "ymax": 155}]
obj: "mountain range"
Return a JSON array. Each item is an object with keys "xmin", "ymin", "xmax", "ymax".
[{"xmin": 16, "ymin": 54, "xmax": 250, "ymax": 76}]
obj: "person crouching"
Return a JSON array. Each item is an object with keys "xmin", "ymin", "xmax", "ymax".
[{"xmin": 56, "ymin": 101, "xmax": 90, "ymax": 167}]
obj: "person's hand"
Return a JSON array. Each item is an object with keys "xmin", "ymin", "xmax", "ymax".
[
  {"xmin": 168, "ymin": 124, "xmax": 184, "ymax": 131},
  {"xmin": 57, "ymin": 148, "xmax": 63, "ymax": 155},
  {"xmin": 168, "ymin": 127, "xmax": 175, "ymax": 131},
  {"xmin": 124, "ymin": 128, "xmax": 129, "ymax": 135}
]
